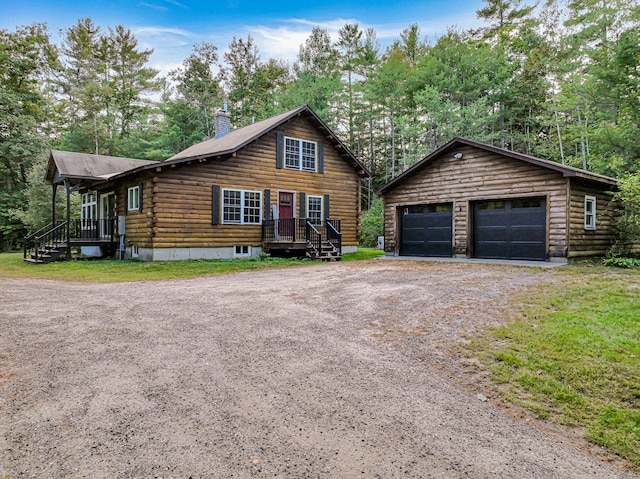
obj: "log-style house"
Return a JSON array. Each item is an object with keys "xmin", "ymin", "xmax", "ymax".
[
  {"xmin": 26, "ymin": 105, "xmax": 369, "ymax": 263},
  {"xmin": 377, "ymin": 137, "xmax": 625, "ymax": 262}
]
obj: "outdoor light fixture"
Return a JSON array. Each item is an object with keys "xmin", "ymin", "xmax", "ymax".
[{"xmin": 453, "ymin": 152, "xmax": 463, "ymax": 159}]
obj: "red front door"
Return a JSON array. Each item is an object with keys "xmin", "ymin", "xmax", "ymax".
[
  {"xmin": 278, "ymin": 192, "xmax": 294, "ymax": 239},
  {"xmin": 278, "ymin": 192, "xmax": 294, "ymax": 219}
]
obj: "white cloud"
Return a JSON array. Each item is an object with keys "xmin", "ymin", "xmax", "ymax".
[
  {"xmin": 246, "ymin": 17, "xmax": 368, "ymax": 62},
  {"xmin": 133, "ymin": 26, "xmax": 196, "ymax": 77},
  {"xmin": 164, "ymin": 0, "xmax": 187, "ymax": 7},
  {"xmin": 244, "ymin": 14, "xmax": 482, "ymax": 62},
  {"xmin": 139, "ymin": 12, "xmax": 485, "ymax": 80},
  {"xmin": 140, "ymin": 2, "xmax": 168, "ymax": 12}
]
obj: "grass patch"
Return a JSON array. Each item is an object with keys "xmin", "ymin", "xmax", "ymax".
[
  {"xmin": 468, "ymin": 266, "xmax": 640, "ymax": 467},
  {"xmin": 0, "ymin": 252, "xmax": 308, "ymax": 283},
  {"xmin": 0, "ymin": 248, "xmax": 383, "ymax": 283},
  {"xmin": 343, "ymin": 247, "xmax": 385, "ymax": 261}
]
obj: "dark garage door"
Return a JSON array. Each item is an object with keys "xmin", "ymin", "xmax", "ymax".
[
  {"xmin": 400, "ymin": 203, "xmax": 453, "ymax": 257},
  {"xmin": 473, "ymin": 198, "xmax": 546, "ymax": 261}
]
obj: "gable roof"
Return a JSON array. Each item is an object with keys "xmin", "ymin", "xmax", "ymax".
[
  {"xmin": 45, "ymin": 150, "xmax": 157, "ymax": 186},
  {"xmin": 163, "ymin": 105, "xmax": 369, "ymax": 177},
  {"xmin": 44, "ymin": 106, "xmax": 368, "ymax": 188},
  {"xmin": 377, "ymin": 137, "xmax": 618, "ymax": 195}
]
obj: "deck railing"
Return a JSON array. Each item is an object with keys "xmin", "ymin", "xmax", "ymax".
[
  {"xmin": 69, "ymin": 218, "xmax": 116, "ymax": 241},
  {"xmin": 305, "ymin": 222, "xmax": 322, "ymax": 256},
  {"xmin": 326, "ymin": 219, "xmax": 342, "ymax": 252},
  {"xmin": 24, "ymin": 218, "xmax": 117, "ymax": 262},
  {"xmin": 263, "ymin": 218, "xmax": 305, "ymax": 243},
  {"xmin": 262, "ymin": 218, "xmax": 341, "ymax": 245},
  {"xmin": 24, "ymin": 221, "xmax": 69, "ymax": 261}
]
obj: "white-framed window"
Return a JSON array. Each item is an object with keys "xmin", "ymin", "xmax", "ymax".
[
  {"xmin": 81, "ymin": 192, "xmax": 97, "ymax": 224},
  {"xmin": 285, "ymin": 137, "xmax": 317, "ymax": 172},
  {"xmin": 130, "ymin": 245, "xmax": 139, "ymax": 258},
  {"xmin": 584, "ymin": 195, "xmax": 596, "ymax": 230},
  {"xmin": 307, "ymin": 195, "xmax": 323, "ymax": 224},
  {"xmin": 222, "ymin": 189, "xmax": 262, "ymax": 224},
  {"xmin": 234, "ymin": 245, "xmax": 251, "ymax": 257},
  {"xmin": 128, "ymin": 186, "xmax": 140, "ymax": 211}
]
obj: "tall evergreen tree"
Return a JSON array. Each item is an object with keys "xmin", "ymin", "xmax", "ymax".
[
  {"xmin": 0, "ymin": 23, "xmax": 56, "ymax": 249},
  {"xmin": 283, "ymin": 26, "xmax": 341, "ymax": 126},
  {"xmin": 170, "ymin": 41, "xmax": 221, "ymax": 139}
]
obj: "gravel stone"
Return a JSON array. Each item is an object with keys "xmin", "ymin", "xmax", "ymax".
[{"xmin": 0, "ymin": 261, "xmax": 636, "ymax": 478}]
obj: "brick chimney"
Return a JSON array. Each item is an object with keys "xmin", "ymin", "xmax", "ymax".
[{"xmin": 215, "ymin": 100, "xmax": 231, "ymax": 139}]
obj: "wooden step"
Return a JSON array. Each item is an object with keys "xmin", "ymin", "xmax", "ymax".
[{"xmin": 24, "ymin": 257, "xmax": 47, "ymax": 264}]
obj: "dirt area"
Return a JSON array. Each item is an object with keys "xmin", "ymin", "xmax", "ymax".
[{"xmin": 0, "ymin": 260, "xmax": 637, "ymax": 478}]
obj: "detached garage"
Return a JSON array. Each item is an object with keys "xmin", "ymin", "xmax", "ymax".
[{"xmin": 377, "ymin": 138, "xmax": 621, "ymax": 262}]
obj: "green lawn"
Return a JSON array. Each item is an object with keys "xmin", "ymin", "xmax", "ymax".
[
  {"xmin": 0, "ymin": 248, "xmax": 384, "ymax": 283},
  {"xmin": 468, "ymin": 266, "xmax": 640, "ymax": 468}
]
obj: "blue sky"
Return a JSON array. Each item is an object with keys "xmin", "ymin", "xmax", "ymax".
[{"xmin": 2, "ymin": 0, "xmax": 486, "ymax": 76}]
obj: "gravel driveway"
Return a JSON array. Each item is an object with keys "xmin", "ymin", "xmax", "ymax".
[{"xmin": 0, "ymin": 260, "xmax": 636, "ymax": 478}]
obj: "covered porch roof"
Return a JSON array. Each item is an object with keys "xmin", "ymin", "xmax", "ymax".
[{"xmin": 45, "ymin": 150, "xmax": 157, "ymax": 188}]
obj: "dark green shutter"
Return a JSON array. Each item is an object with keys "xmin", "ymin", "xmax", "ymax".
[
  {"xmin": 324, "ymin": 194, "xmax": 330, "ymax": 220},
  {"xmin": 263, "ymin": 189, "xmax": 271, "ymax": 221},
  {"xmin": 318, "ymin": 141, "xmax": 324, "ymax": 174},
  {"xmin": 276, "ymin": 132, "xmax": 283, "ymax": 169},
  {"xmin": 299, "ymin": 192, "xmax": 306, "ymax": 218},
  {"xmin": 138, "ymin": 182, "xmax": 143, "ymax": 213},
  {"xmin": 211, "ymin": 185, "xmax": 220, "ymax": 225}
]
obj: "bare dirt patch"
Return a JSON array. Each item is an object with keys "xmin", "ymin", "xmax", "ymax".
[{"xmin": 1, "ymin": 260, "xmax": 636, "ymax": 478}]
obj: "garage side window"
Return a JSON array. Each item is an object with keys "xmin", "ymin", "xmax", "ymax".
[{"xmin": 584, "ymin": 195, "xmax": 596, "ymax": 230}]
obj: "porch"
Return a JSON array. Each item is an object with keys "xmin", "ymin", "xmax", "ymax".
[
  {"xmin": 24, "ymin": 219, "xmax": 117, "ymax": 264},
  {"xmin": 262, "ymin": 218, "xmax": 342, "ymax": 261}
]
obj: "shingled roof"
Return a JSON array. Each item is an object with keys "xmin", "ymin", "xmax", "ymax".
[
  {"xmin": 45, "ymin": 150, "xmax": 157, "ymax": 186},
  {"xmin": 377, "ymin": 137, "xmax": 618, "ymax": 195},
  {"xmin": 162, "ymin": 105, "xmax": 369, "ymax": 177},
  {"xmin": 45, "ymin": 106, "xmax": 369, "ymax": 187}
]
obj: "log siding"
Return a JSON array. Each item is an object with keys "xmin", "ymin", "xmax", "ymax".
[
  {"xmin": 567, "ymin": 180, "xmax": 617, "ymax": 257},
  {"xmin": 379, "ymin": 139, "xmax": 628, "ymax": 260},
  {"xmin": 106, "ymin": 115, "xmax": 361, "ymax": 255},
  {"xmin": 382, "ymin": 146, "xmax": 571, "ymax": 259}
]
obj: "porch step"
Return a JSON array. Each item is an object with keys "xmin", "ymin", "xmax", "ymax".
[
  {"xmin": 306, "ymin": 241, "xmax": 342, "ymax": 261},
  {"xmin": 24, "ymin": 257, "xmax": 47, "ymax": 265},
  {"xmin": 24, "ymin": 246, "xmax": 66, "ymax": 264}
]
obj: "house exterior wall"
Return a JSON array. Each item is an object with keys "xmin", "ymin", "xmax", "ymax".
[
  {"xmin": 110, "ymin": 172, "xmax": 155, "ymax": 254},
  {"xmin": 110, "ymin": 115, "xmax": 361, "ymax": 259},
  {"xmin": 382, "ymin": 145, "xmax": 571, "ymax": 259},
  {"xmin": 567, "ymin": 179, "xmax": 618, "ymax": 257}
]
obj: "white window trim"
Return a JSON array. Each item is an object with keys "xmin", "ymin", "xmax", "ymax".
[
  {"xmin": 130, "ymin": 245, "xmax": 139, "ymax": 258},
  {"xmin": 81, "ymin": 192, "xmax": 97, "ymax": 221},
  {"xmin": 284, "ymin": 136, "xmax": 317, "ymax": 172},
  {"xmin": 307, "ymin": 195, "xmax": 323, "ymax": 225},
  {"xmin": 222, "ymin": 189, "xmax": 262, "ymax": 225},
  {"xmin": 234, "ymin": 245, "xmax": 252, "ymax": 257},
  {"xmin": 584, "ymin": 195, "xmax": 596, "ymax": 230},
  {"xmin": 127, "ymin": 186, "xmax": 140, "ymax": 211}
]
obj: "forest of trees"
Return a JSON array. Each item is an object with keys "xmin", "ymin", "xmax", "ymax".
[{"xmin": 1, "ymin": 0, "xmax": 640, "ymax": 251}]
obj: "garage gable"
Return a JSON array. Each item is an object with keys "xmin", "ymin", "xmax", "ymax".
[{"xmin": 377, "ymin": 137, "xmax": 618, "ymax": 196}]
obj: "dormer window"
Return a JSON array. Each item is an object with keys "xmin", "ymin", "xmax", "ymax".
[{"xmin": 285, "ymin": 137, "xmax": 317, "ymax": 172}]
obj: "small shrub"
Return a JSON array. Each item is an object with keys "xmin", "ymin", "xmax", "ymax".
[
  {"xmin": 610, "ymin": 174, "xmax": 640, "ymax": 257},
  {"xmin": 602, "ymin": 257, "xmax": 640, "ymax": 268},
  {"xmin": 360, "ymin": 196, "xmax": 384, "ymax": 248}
]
